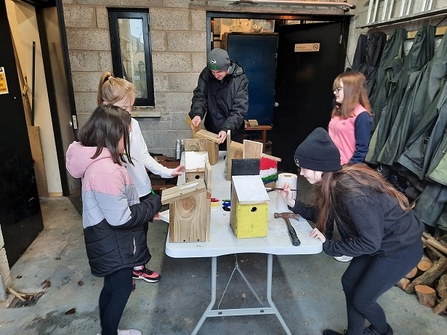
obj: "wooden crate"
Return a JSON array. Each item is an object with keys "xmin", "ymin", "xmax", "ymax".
[
  {"xmin": 230, "ymin": 175, "xmax": 270, "ymax": 238},
  {"xmin": 161, "ymin": 179, "xmax": 210, "ymax": 242}
]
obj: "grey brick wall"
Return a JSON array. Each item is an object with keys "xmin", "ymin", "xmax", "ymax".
[
  {"xmin": 61, "ymin": 0, "xmax": 355, "ymax": 157},
  {"xmin": 62, "ymin": 1, "xmax": 204, "ymax": 157}
]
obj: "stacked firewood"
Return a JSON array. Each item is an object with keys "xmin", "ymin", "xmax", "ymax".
[{"xmin": 396, "ymin": 232, "xmax": 447, "ymax": 315}]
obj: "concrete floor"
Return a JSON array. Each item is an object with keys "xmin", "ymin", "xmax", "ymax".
[{"xmin": 1, "ymin": 190, "xmax": 447, "ymax": 334}]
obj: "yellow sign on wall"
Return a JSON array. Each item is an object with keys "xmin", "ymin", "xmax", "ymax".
[{"xmin": 0, "ymin": 67, "xmax": 9, "ymax": 95}]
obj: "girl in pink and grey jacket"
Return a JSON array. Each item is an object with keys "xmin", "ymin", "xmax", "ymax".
[{"xmin": 66, "ymin": 105, "xmax": 161, "ymax": 335}]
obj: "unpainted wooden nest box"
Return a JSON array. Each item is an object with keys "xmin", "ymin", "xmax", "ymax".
[
  {"xmin": 161, "ymin": 178, "xmax": 210, "ymax": 243},
  {"xmin": 184, "ymin": 151, "xmax": 209, "ymax": 183}
]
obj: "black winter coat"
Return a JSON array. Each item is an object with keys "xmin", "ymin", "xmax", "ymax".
[
  {"xmin": 84, "ymin": 194, "xmax": 162, "ymax": 277},
  {"xmin": 290, "ymin": 188, "xmax": 424, "ymax": 257},
  {"xmin": 189, "ymin": 61, "xmax": 249, "ymax": 141}
]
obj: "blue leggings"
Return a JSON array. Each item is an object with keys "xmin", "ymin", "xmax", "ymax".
[
  {"xmin": 342, "ymin": 239, "xmax": 422, "ymax": 335},
  {"xmin": 99, "ymin": 268, "xmax": 133, "ymax": 335}
]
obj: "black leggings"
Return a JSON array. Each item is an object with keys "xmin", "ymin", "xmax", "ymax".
[
  {"xmin": 99, "ymin": 268, "xmax": 133, "ymax": 335},
  {"xmin": 342, "ymin": 239, "xmax": 422, "ymax": 335}
]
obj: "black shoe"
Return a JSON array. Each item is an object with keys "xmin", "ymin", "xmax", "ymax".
[
  {"xmin": 323, "ymin": 329, "xmax": 346, "ymax": 335},
  {"xmin": 363, "ymin": 325, "xmax": 393, "ymax": 335}
]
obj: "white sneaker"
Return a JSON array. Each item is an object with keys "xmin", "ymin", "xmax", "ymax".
[
  {"xmin": 118, "ymin": 330, "xmax": 142, "ymax": 335},
  {"xmin": 334, "ymin": 255, "xmax": 353, "ymax": 262}
]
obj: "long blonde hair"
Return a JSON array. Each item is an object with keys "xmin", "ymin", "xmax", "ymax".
[
  {"xmin": 97, "ymin": 71, "xmax": 136, "ymax": 107},
  {"xmin": 332, "ymin": 72, "xmax": 372, "ymax": 119},
  {"xmin": 314, "ymin": 164, "xmax": 412, "ymax": 235}
]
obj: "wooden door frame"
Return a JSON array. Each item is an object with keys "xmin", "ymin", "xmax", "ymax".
[{"xmin": 36, "ymin": 3, "xmax": 78, "ymax": 196}]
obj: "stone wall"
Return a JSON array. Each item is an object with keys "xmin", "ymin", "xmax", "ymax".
[
  {"xmin": 61, "ymin": 0, "xmax": 356, "ymax": 157},
  {"xmin": 62, "ymin": 0, "xmax": 201, "ymax": 157}
]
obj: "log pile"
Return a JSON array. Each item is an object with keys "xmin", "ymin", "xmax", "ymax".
[{"xmin": 396, "ymin": 232, "xmax": 447, "ymax": 315}]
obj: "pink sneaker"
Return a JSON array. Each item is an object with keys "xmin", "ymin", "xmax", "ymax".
[{"xmin": 132, "ymin": 267, "xmax": 161, "ymax": 283}]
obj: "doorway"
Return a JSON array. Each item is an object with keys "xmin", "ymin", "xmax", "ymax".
[
  {"xmin": 36, "ymin": 4, "xmax": 80, "ymax": 211},
  {"xmin": 0, "ymin": 0, "xmax": 43, "ymax": 267},
  {"xmin": 273, "ymin": 21, "xmax": 350, "ymax": 172},
  {"xmin": 208, "ymin": 13, "xmax": 350, "ymax": 172}
]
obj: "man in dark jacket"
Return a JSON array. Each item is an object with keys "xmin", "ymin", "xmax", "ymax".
[{"xmin": 189, "ymin": 48, "xmax": 249, "ymax": 149}]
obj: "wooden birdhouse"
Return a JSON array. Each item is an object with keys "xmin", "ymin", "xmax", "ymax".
[
  {"xmin": 161, "ymin": 179, "xmax": 210, "ymax": 242},
  {"xmin": 230, "ymin": 175, "xmax": 270, "ymax": 238},
  {"xmin": 186, "ymin": 134, "xmax": 219, "ymax": 165},
  {"xmin": 184, "ymin": 151, "xmax": 209, "ymax": 183}
]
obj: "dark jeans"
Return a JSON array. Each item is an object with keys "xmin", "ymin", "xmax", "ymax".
[
  {"xmin": 99, "ymin": 267, "xmax": 133, "ymax": 335},
  {"xmin": 342, "ymin": 239, "xmax": 422, "ymax": 335}
]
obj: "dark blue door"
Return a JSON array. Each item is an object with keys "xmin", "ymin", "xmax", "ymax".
[{"xmin": 225, "ymin": 33, "xmax": 278, "ymax": 125}]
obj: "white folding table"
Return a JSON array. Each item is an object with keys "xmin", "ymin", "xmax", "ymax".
[{"xmin": 161, "ymin": 154, "xmax": 322, "ymax": 335}]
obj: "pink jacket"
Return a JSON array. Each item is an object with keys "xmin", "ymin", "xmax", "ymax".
[{"xmin": 328, "ymin": 104, "xmax": 368, "ymax": 165}]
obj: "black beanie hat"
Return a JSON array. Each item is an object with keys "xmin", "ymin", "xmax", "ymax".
[
  {"xmin": 208, "ymin": 48, "xmax": 231, "ymax": 71},
  {"xmin": 294, "ymin": 127, "xmax": 341, "ymax": 172}
]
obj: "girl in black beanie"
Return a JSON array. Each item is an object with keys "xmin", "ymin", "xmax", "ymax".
[{"xmin": 279, "ymin": 127, "xmax": 424, "ymax": 335}]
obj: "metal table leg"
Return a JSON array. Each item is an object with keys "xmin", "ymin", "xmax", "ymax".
[
  {"xmin": 191, "ymin": 254, "xmax": 292, "ymax": 335},
  {"xmin": 191, "ymin": 256, "xmax": 218, "ymax": 335},
  {"xmin": 265, "ymin": 254, "xmax": 292, "ymax": 335}
]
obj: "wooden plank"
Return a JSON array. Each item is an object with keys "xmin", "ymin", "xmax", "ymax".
[
  {"xmin": 230, "ymin": 141, "xmax": 244, "ymax": 151},
  {"xmin": 226, "ymin": 130, "xmax": 243, "ymax": 180},
  {"xmin": 261, "ymin": 153, "xmax": 281, "ymax": 162},
  {"xmin": 205, "ymin": 160, "xmax": 212, "ymax": 193},
  {"xmin": 28, "ymin": 126, "xmax": 48, "ymax": 197},
  {"xmin": 161, "ymin": 179, "xmax": 206, "ymax": 204},
  {"xmin": 206, "ymin": 141, "xmax": 219, "ymax": 165},
  {"xmin": 243, "ymin": 139, "xmax": 263, "ymax": 158},
  {"xmin": 184, "ymin": 138, "xmax": 207, "ymax": 152},
  {"xmin": 194, "ymin": 129, "xmax": 220, "ymax": 143},
  {"xmin": 407, "ymin": 26, "xmax": 447, "ymax": 39}
]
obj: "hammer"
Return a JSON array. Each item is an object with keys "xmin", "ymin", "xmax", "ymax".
[{"xmin": 274, "ymin": 212, "xmax": 301, "ymax": 246}]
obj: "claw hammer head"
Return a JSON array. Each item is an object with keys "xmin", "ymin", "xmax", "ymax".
[{"xmin": 274, "ymin": 212, "xmax": 298, "ymax": 220}]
